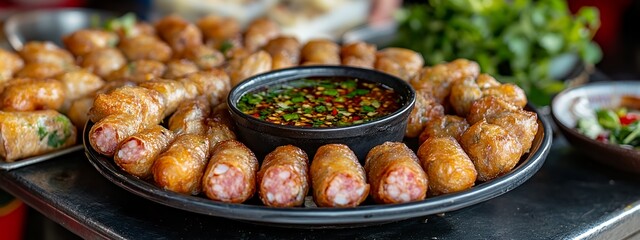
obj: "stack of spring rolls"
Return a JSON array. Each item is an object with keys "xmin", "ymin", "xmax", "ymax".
[{"xmin": 0, "ymin": 13, "xmax": 541, "ymax": 207}]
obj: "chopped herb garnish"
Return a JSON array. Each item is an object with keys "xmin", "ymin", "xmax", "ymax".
[{"xmin": 238, "ymin": 77, "xmax": 400, "ymax": 127}]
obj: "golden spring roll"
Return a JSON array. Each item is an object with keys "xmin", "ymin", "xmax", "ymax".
[
  {"xmin": 0, "ymin": 48, "xmax": 24, "ymax": 82},
  {"xmin": 0, "ymin": 110, "xmax": 76, "ymax": 162},
  {"xmin": 152, "ymin": 134, "xmax": 209, "ymax": 195},
  {"xmin": 417, "ymin": 137, "xmax": 477, "ymax": 196},
  {"xmin": 374, "ymin": 48, "xmax": 424, "ymax": 81},
  {"xmin": 138, "ymin": 79, "xmax": 187, "ymax": 117},
  {"xmin": 88, "ymin": 86, "xmax": 165, "ymax": 127},
  {"xmin": 365, "ymin": 142, "xmax": 428, "ymax": 204},
  {"xmin": 202, "ymin": 139, "xmax": 258, "ymax": 203},
  {"xmin": 168, "ymin": 96, "xmax": 211, "ymax": 136},
  {"xmin": 1, "ymin": 78, "xmax": 65, "ymax": 111},
  {"xmin": 114, "ymin": 125, "xmax": 175, "ymax": 179},
  {"xmin": 179, "ymin": 69, "xmax": 231, "ymax": 106},
  {"xmin": 117, "ymin": 34, "xmax": 172, "ymax": 62},
  {"xmin": 340, "ymin": 41, "xmax": 377, "ymax": 69},
  {"xmin": 310, "ymin": 144, "xmax": 369, "ymax": 207},
  {"xmin": 263, "ymin": 36, "xmax": 301, "ymax": 70},
  {"xmin": 300, "ymin": 39, "xmax": 340, "ymax": 65},
  {"xmin": 205, "ymin": 120, "xmax": 236, "ymax": 155},
  {"xmin": 106, "ymin": 59, "xmax": 166, "ymax": 82},
  {"xmin": 243, "ymin": 18, "xmax": 280, "ymax": 52},
  {"xmin": 257, "ymin": 145, "xmax": 309, "ymax": 207},
  {"xmin": 154, "ymin": 15, "xmax": 203, "ymax": 55},
  {"xmin": 63, "ymin": 29, "xmax": 119, "ymax": 57},
  {"xmin": 227, "ymin": 50, "xmax": 272, "ymax": 87},
  {"xmin": 89, "ymin": 114, "xmax": 145, "ymax": 156},
  {"xmin": 66, "ymin": 97, "xmax": 94, "ymax": 130}
]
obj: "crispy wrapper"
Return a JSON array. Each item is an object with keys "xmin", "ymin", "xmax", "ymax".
[
  {"xmin": 1, "ymin": 78, "xmax": 65, "ymax": 111},
  {"xmin": 205, "ymin": 120, "xmax": 236, "ymax": 155},
  {"xmin": 375, "ymin": 48, "xmax": 424, "ymax": 81},
  {"xmin": 418, "ymin": 115, "xmax": 469, "ymax": 144},
  {"xmin": 0, "ymin": 48, "xmax": 24, "ymax": 82},
  {"xmin": 257, "ymin": 145, "xmax": 309, "ymax": 207},
  {"xmin": 155, "ymin": 15, "xmax": 203, "ymax": 55},
  {"xmin": 417, "ymin": 137, "xmax": 477, "ymax": 196},
  {"xmin": 202, "ymin": 140, "xmax": 258, "ymax": 203},
  {"xmin": 179, "ymin": 69, "xmax": 231, "ymax": 106},
  {"xmin": 310, "ymin": 144, "xmax": 369, "ymax": 207},
  {"xmin": 365, "ymin": 142, "xmax": 427, "ymax": 204},
  {"xmin": 301, "ymin": 39, "xmax": 340, "ymax": 65},
  {"xmin": 460, "ymin": 121, "xmax": 522, "ymax": 181},
  {"xmin": 88, "ymin": 86, "xmax": 165, "ymax": 127},
  {"xmin": 114, "ymin": 125, "xmax": 175, "ymax": 178},
  {"xmin": 227, "ymin": 50, "xmax": 272, "ymax": 87},
  {"xmin": 66, "ymin": 97, "xmax": 93, "ymax": 130},
  {"xmin": 89, "ymin": 114, "xmax": 145, "ymax": 156},
  {"xmin": 169, "ymin": 96, "xmax": 211, "ymax": 136},
  {"xmin": 264, "ymin": 36, "xmax": 301, "ymax": 70},
  {"xmin": 138, "ymin": 79, "xmax": 187, "ymax": 117},
  {"xmin": 152, "ymin": 134, "xmax": 209, "ymax": 195},
  {"xmin": 341, "ymin": 41, "xmax": 376, "ymax": 69},
  {"xmin": 243, "ymin": 18, "xmax": 280, "ymax": 52},
  {"xmin": 0, "ymin": 110, "xmax": 76, "ymax": 162}
]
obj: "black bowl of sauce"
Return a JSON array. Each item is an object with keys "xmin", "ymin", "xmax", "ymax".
[{"xmin": 227, "ymin": 66, "xmax": 416, "ymax": 161}]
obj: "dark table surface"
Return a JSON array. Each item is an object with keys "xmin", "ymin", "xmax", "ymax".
[{"xmin": 1, "ymin": 134, "xmax": 640, "ymax": 239}]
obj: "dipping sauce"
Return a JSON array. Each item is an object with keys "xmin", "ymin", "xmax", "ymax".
[{"xmin": 237, "ymin": 77, "xmax": 401, "ymax": 127}]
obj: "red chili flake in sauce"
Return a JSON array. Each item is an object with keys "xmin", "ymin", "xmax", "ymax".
[{"xmin": 237, "ymin": 77, "xmax": 401, "ymax": 127}]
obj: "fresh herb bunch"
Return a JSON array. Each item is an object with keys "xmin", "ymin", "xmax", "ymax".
[{"xmin": 392, "ymin": 0, "xmax": 602, "ymax": 105}]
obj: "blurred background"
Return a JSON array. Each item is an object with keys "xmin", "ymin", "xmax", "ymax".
[{"xmin": 0, "ymin": 0, "xmax": 638, "ymax": 239}]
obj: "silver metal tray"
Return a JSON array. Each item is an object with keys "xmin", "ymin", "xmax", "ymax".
[{"xmin": 0, "ymin": 145, "xmax": 83, "ymax": 171}]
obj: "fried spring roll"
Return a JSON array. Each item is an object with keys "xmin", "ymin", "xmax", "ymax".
[
  {"xmin": 264, "ymin": 36, "xmax": 301, "ymax": 70},
  {"xmin": 80, "ymin": 47, "xmax": 127, "ymax": 78},
  {"xmin": 449, "ymin": 77, "xmax": 483, "ymax": 117},
  {"xmin": 66, "ymin": 97, "xmax": 93, "ymax": 130},
  {"xmin": 374, "ymin": 48, "xmax": 424, "ymax": 81},
  {"xmin": 0, "ymin": 110, "xmax": 76, "ymax": 162},
  {"xmin": 89, "ymin": 114, "xmax": 145, "ymax": 156},
  {"xmin": 486, "ymin": 110, "xmax": 538, "ymax": 154},
  {"xmin": 117, "ymin": 34, "xmax": 172, "ymax": 62},
  {"xmin": 205, "ymin": 121, "xmax": 236, "ymax": 154},
  {"xmin": 300, "ymin": 39, "xmax": 340, "ymax": 65},
  {"xmin": 163, "ymin": 59, "xmax": 199, "ymax": 79},
  {"xmin": 179, "ymin": 69, "xmax": 231, "ymax": 106},
  {"xmin": 88, "ymin": 86, "xmax": 165, "ymax": 127},
  {"xmin": 481, "ymin": 83, "xmax": 528, "ymax": 109},
  {"xmin": 340, "ymin": 41, "xmax": 376, "ymax": 69},
  {"xmin": 459, "ymin": 121, "xmax": 523, "ymax": 181},
  {"xmin": 114, "ymin": 125, "xmax": 175, "ymax": 178},
  {"xmin": 365, "ymin": 142, "xmax": 427, "ymax": 204},
  {"xmin": 311, "ymin": 144, "xmax": 369, "ymax": 207},
  {"xmin": 0, "ymin": 49, "xmax": 24, "ymax": 82},
  {"xmin": 196, "ymin": 15, "xmax": 241, "ymax": 50},
  {"xmin": 155, "ymin": 15, "xmax": 203, "ymax": 55},
  {"xmin": 257, "ymin": 145, "xmax": 309, "ymax": 207},
  {"xmin": 210, "ymin": 103, "xmax": 235, "ymax": 130},
  {"xmin": 418, "ymin": 115, "xmax": 469, "ymax": 144},
  {"xmin": 138, "ymin": 79, "xmax": 187, "ymax": 117},
  {"xmin": 18, "ymin": 41, "xmax": 75, "ymax": 67},
  {"xmin": 15, "ymin": 62, "xmax": 67, "ymax": 80},
  {"xmin": 106, "ymin": 59, "xmax": 166, "ymax": 82},
  {"xmin": 410, "ymin": 59, "xmax": 480, "ymax": 103},
  {"xmin": 405, "ymin": 89, "xmax": 445, "ymax": 138},
  {"xmin": 152, "ymin": 134, "xmax": 209, "ymax": 195},
  {"xmin": 63, "ymin": 29, "xmax": 118, "ymax": 57},
  {"xmin": 466, "ymin": 96, "xmax": 519, "ymax": 125},
  {"xmin": 243, "ymin": 18, "xmax": 280, "ymax": 52},
  {"xmin": 56, "ymin": 69, "xmax": 105, "ymax": 112},
  {"xmin": 227, "ymin": 50, "xmax": 272, "ymax": 87},
  {"xmin": 179, "ymin": 45, "xmax": 225, "ymax": 70},
  {"xmin": 417, "ymin": 137, "xmax": 477, "ymax": 195},
  {"xmin": 1, "ymin": 78, "xmax": 65, "ymax": 111},
  {"xmin": 168, "ymin": 97, "xmax": 211, "ymax": 136},
  {"xmin": 202, "ymin": 140, "xmax": 258, "ymax": 203}
]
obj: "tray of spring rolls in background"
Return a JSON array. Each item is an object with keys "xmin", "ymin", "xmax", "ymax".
[{"xmin": 0, "ymin": 12, "xmax": 552, "ymax": 226}]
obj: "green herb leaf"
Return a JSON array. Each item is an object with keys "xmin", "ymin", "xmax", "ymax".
[
  {"xmin": 323, "ymin": 89, "xmax": 338, "ymax": 96},
  {"xmin": 315, "ymin": 105, "xmax": 327, "ymax": 113},
  {"xmin": 282, "ymin": 113, "xmax": 299, "ymax": 121}
]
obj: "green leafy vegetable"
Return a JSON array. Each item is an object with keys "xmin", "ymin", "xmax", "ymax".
[{"xmin": 392, "ymin": 0, "xmax": 601, "ymax": 106}]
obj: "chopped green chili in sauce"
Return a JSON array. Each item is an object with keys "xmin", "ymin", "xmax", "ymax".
[{"xmin": 237, "ymin": 77, "xmax": 401, "ymax": 127}]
